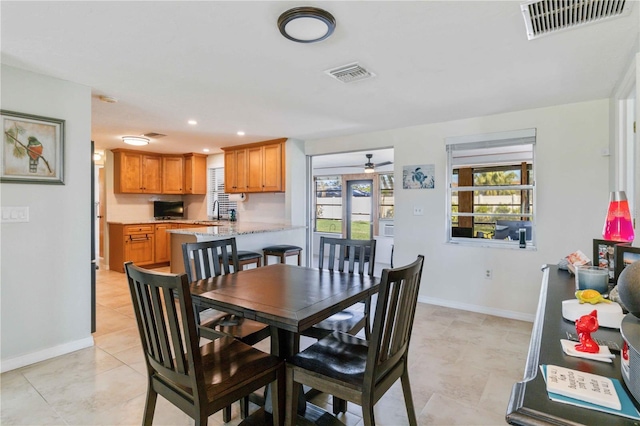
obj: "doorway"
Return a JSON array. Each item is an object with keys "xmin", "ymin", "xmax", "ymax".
[{"xmin": 346, "ymin": 179, "xmax": 373, "ymax": 240}]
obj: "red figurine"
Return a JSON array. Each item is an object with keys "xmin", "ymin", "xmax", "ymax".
[{"xmin": 574, "ymin": 309, "xmax": 600, "ymax": 353}]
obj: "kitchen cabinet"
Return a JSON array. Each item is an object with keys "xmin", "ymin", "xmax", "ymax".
[
  {"xmin": 162, "ymin": 156, "xmax": 184, "ymax": 194},
  {"xmin": 113, "ymin": 149, "xmax": 162, "ymax": 194},
  {"xmin": 222, "ymin": 138, "xmax": 285, "ymax": 193},
  {"xmin": 224, "ymin": 149, "xmax": 247, "ymax": 193},
  {"xmin": 155, "ymin": 223, "xmax": 177, "ymax": 263},
  {"xmin": 184, "ymin": 153, "xmax": 207, "ymax": 194},
  {"xmin": 109, "ymin": 223, "xmax": 155, "ymax": 272},
  {"xmin": 112, "ymin": 149, "xmax": 207, "ymax": 195}
]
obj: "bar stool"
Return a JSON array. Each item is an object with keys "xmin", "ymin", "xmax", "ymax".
[
  {"xmin": 236, "ymin": 250, "xmax": 262, "ymax": 270},
  {"xmin": 263, "ymin": 245, "xmax": 302, "ymax": 266}
]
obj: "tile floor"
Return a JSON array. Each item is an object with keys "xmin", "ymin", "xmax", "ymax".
[{"xmin": 1, "ymin": 263, "xmax": 532, "ymax": 425}]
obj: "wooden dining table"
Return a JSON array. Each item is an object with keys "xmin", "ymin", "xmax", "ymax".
[{"xmin": 189, "ymin": 262, "xmax": 380, "ymax": 423}]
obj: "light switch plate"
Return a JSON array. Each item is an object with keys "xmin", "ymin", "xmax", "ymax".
[
  {"xmin": 1, "ymin": 206, "xmax": 29, "ymax": 223},
  {"xmin": 413, "ymin": 207, "xmax": 424, "ymax": 216}
]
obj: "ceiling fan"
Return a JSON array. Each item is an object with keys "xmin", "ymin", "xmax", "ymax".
[{"xmin": 315, "ymin": 153, "xmax": 393, "ymax": 173}]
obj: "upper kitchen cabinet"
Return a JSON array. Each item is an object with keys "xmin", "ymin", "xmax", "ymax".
[
  {"xmin": 113, "ymin": 149, "xmax": 162, "ymax": 194},
  {"xmin": 222, "ymin": 138, "xmax": 286, "ymax": 193},
  {"xmin": 224, "ymin": 149, "xmax": 247, "ymax": 193},
  {"xmin": 184, "ymin": 153, "xmax": 207, "ymax": 195},
  {"xmin": 162, "ymin": 155, "xmax": 184, "ymax": 194},
  {"xmin": 112, "ymin": 149, "xmax": 207, "ymax": 195}
]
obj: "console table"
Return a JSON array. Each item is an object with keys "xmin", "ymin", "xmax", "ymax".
[{"xmin": 506, "ymin": 265, "xmax": 639, "ymax": 425}]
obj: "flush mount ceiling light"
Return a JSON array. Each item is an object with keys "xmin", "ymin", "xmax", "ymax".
[
  {"xmin": 278, "ymin": 7, "xmax": 336, "ymax": 43},
  {"xmin": 122, "ymin": 136, "xmax": 149, "ymax": 146}
]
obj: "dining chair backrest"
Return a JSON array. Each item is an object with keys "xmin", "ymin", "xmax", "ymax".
[
  {"xmin": 182, "ymin": 238, "xmax": 240, "ymax": 281},
  {"xmin": 364, "ymin": 255, "xmax": 424, "ymax": 389},
  {"xmin": 125, "ymin": 261, "xmax": 203, "ymax": 399},
  {"xmin": 318, "ymin": 236, "xmax": 376, "ymax": 276}
]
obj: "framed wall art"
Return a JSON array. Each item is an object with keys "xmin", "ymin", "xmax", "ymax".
[
  {"xmin": 1, "ymin": 110, "xmax": 65, "ymax": 184},
  {"xmin": 592, "ymin": 239, "xmax": 630, "ymax": 283},
  {"xmin": 614, "ymin": 245, "xmax": 640, "ymax": 283},
  {"xmin": 402, "ymin": 164, "xmax": 435, "ymax": 189}
]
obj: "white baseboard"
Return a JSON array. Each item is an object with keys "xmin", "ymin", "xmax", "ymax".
[
  {"xmin": 1, "ymin": 336, "xmax": 94, "ymax": 373},
  {"xmin": 418, "ymin": 295, "xmax": 535, "ymax": 323}
]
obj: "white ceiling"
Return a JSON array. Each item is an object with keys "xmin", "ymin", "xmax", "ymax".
[{"xmin": 1, "ymin": 1, "xmax": 638, "ymax": 167}]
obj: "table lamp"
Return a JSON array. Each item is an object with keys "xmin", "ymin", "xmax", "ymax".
[{"xmin": 602, "ymin": 191, "xmax": 634, "ymax": 242}]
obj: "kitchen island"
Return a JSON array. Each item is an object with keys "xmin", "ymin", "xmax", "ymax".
[{"xmin": 168, "ymin": 222, "xmax": 306, "ymax": 273}]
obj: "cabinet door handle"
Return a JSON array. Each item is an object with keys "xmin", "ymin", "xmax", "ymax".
[{"xmin": 129, "ymin": 235, "xmax": 150, "ymax": 242}]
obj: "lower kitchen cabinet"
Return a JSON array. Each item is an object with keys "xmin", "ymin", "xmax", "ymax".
[
  {"xmin": 109, "ymin": 224, "xmax": 156, "ymax": 272},
  {"xmin": 155, "ymin": 223, "xmax": 177, "ymax": 263}
]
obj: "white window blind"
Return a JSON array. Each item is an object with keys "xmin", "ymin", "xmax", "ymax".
[{"xmin": 208, "ymin": 168, "xmax": 237, "ymax": 219}]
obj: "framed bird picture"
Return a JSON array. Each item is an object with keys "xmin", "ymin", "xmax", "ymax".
[{"xmin": 1, "ymin": 110, "xmax": 64, "ymax": 184}]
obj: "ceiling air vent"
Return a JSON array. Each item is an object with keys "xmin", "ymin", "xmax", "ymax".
[
  {"xmin": 521, "ymin": 0, "xmax": 629, "ymax": 40},
  {"xmin": 325, "ymin": 63, "xmax": 375, "ymax": 83},
  {"xmin": 143, "ymin": 132, "xmax": 166, "ymax": 138}
]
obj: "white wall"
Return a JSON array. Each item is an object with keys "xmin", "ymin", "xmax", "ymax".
[
  {"xmin": 1, "ymin": 65, "xmax": 93, "ymax": 371},
  {"xmin": 306, "ymin": 100, "xmax": 611, "ymax": 320}
]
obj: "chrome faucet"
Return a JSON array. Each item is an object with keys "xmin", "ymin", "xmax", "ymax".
[{"xmin": 212, "ymin": 200, "xmax": 221, "ymax": 220}]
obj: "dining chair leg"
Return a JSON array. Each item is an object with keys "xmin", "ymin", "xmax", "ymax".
[
  {"xmin": 362, "ymin": 399, "xmax": 375, "ymax": 426},
  {"xmin": 401, "ymin": 369, "xmax": 418, "ymax": 426},
  {"xmin": 272, "ymin": 366, "xmax": 285, "ymax": 426},
  {"xmin": 142, "ymin": 386, "xmax": 158, "ymax": 426},
  {"xmin": 332, "ymin": 396, "xmax": 347, "ymax": 414},
  {"xmin": 223, "ymin": 405, "xmax": 231, "ymax": 423},
  {"xmin": 285, "ymin": 367, "xmax": 299, "ymax": 426},
  {"xmin": 240, "ymin": 396, "xmax": 249, "ymax": 419}
]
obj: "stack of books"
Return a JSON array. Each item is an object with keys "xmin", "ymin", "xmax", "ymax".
[{"xmin": 541, "ymin": 365, "xmax": 640, "ymax": 420}]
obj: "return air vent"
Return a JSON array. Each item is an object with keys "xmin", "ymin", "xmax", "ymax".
[
  {"xmin": 521, "ymin": 0, "xmax": 629, "ymax": 40},
  {"xmin": 325, "ymin": 63, "xmax": 375, "ymax": 83},
  {"xmin": 143, "ymin": 132, "xmax": 166, "ymax": 138}
]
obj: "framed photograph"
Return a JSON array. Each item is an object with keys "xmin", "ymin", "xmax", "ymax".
[
  {"xmin": 614, "ymin": 245, "xmax": 640, "ymax": 283},
  {"xmin": 593, "ymin": 239, "xmax": 630, "ymax": 283},
  {"xmin": 1, "ymin": 110, "xmax": 65, "ymax": 184}
]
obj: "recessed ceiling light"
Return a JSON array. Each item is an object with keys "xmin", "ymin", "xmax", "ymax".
[
  {"xmin": 278, "ymin": 7, "xmax": 336, "ymax": 43},
  {"xmin": 237, "ymin": 131, "xmax": 245, "ymax": 136},
  {"xmin": 122, "ymin": 136, "xmax": 150, "ymax": 146},
  {"xmin": 203, "ymin": 148, "xmax": 210, "ymax": 153},
  {"xmin": 188, "ymin": 120, "xmax": 197, "ymax": 125}
]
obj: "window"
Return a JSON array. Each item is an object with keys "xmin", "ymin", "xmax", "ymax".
[
  {"xmin": 446, "ymin": 129, "xmax": 536, "ymax": 247},
  {"xmin": 379, "ymin": 173, "xmax": 394, "ymax": 219},
  {"xmin": 207, "ymin": 167, "xmax": 236, "ymax": 219},
  {"xmin": 315, "ymin": 176, "xmax": 343, "ymax": 233}
]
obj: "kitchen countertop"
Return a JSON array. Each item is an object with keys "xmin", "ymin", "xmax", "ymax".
[
  {"xmin": 107, "ymin": 219, "xmax": 230, "ymax": 225},
  {"xmin": 166, "ymin": 221, "xmax": 305, "ymax": 237}
]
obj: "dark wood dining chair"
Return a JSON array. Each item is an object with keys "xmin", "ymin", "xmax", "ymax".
[
  {"xmin": 181, "ymin": 238, "xmax": 270, "ymax": 346},
  {"xmin": 182, "ymin": 238, "xmax": 271, "ymax": 421},
  {"xmin": 285, "ymin": 255, "xmax": 425, "ymax": 426},
  {"xmin": 306, "ymin": 236, "xmax": 377, "ymax": 340},
  {"xmin": 124, "ymin": 262, "xmax": 284, "ymax": 426}
]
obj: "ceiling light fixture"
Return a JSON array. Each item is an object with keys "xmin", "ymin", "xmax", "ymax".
[
  {"xmin": 278, "ymin": 7, "xmax": 336, "ymax": 43},
  {"xmin": 203, "ymin": 148, "xmax": 210, "ymax": 153},
  {"xmin": 237, "ymin": 131, "xmax": 245, "ymax": 136},
  {"xmin": 364, "ymin": 154, "xmax": 375, "ymax": 173},
  {"xmin": 93, "ymin": 152, "xmax": 102, "ymax": 161},
  {"xmin": 188, "ymin": 120, "xmax": 197, "ymax": 125},
  {"xmin": 122, "ymin": 136, "xmax": 150, "ymax": 146}
]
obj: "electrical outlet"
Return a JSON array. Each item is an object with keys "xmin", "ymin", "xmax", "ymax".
[
  {"xmin": 413, "ymin": 207, "xmax": 424, "ymax": 216},
  {"xmin": 485, "ymin": 269, "xmax": 493, "ymax": 279}
]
